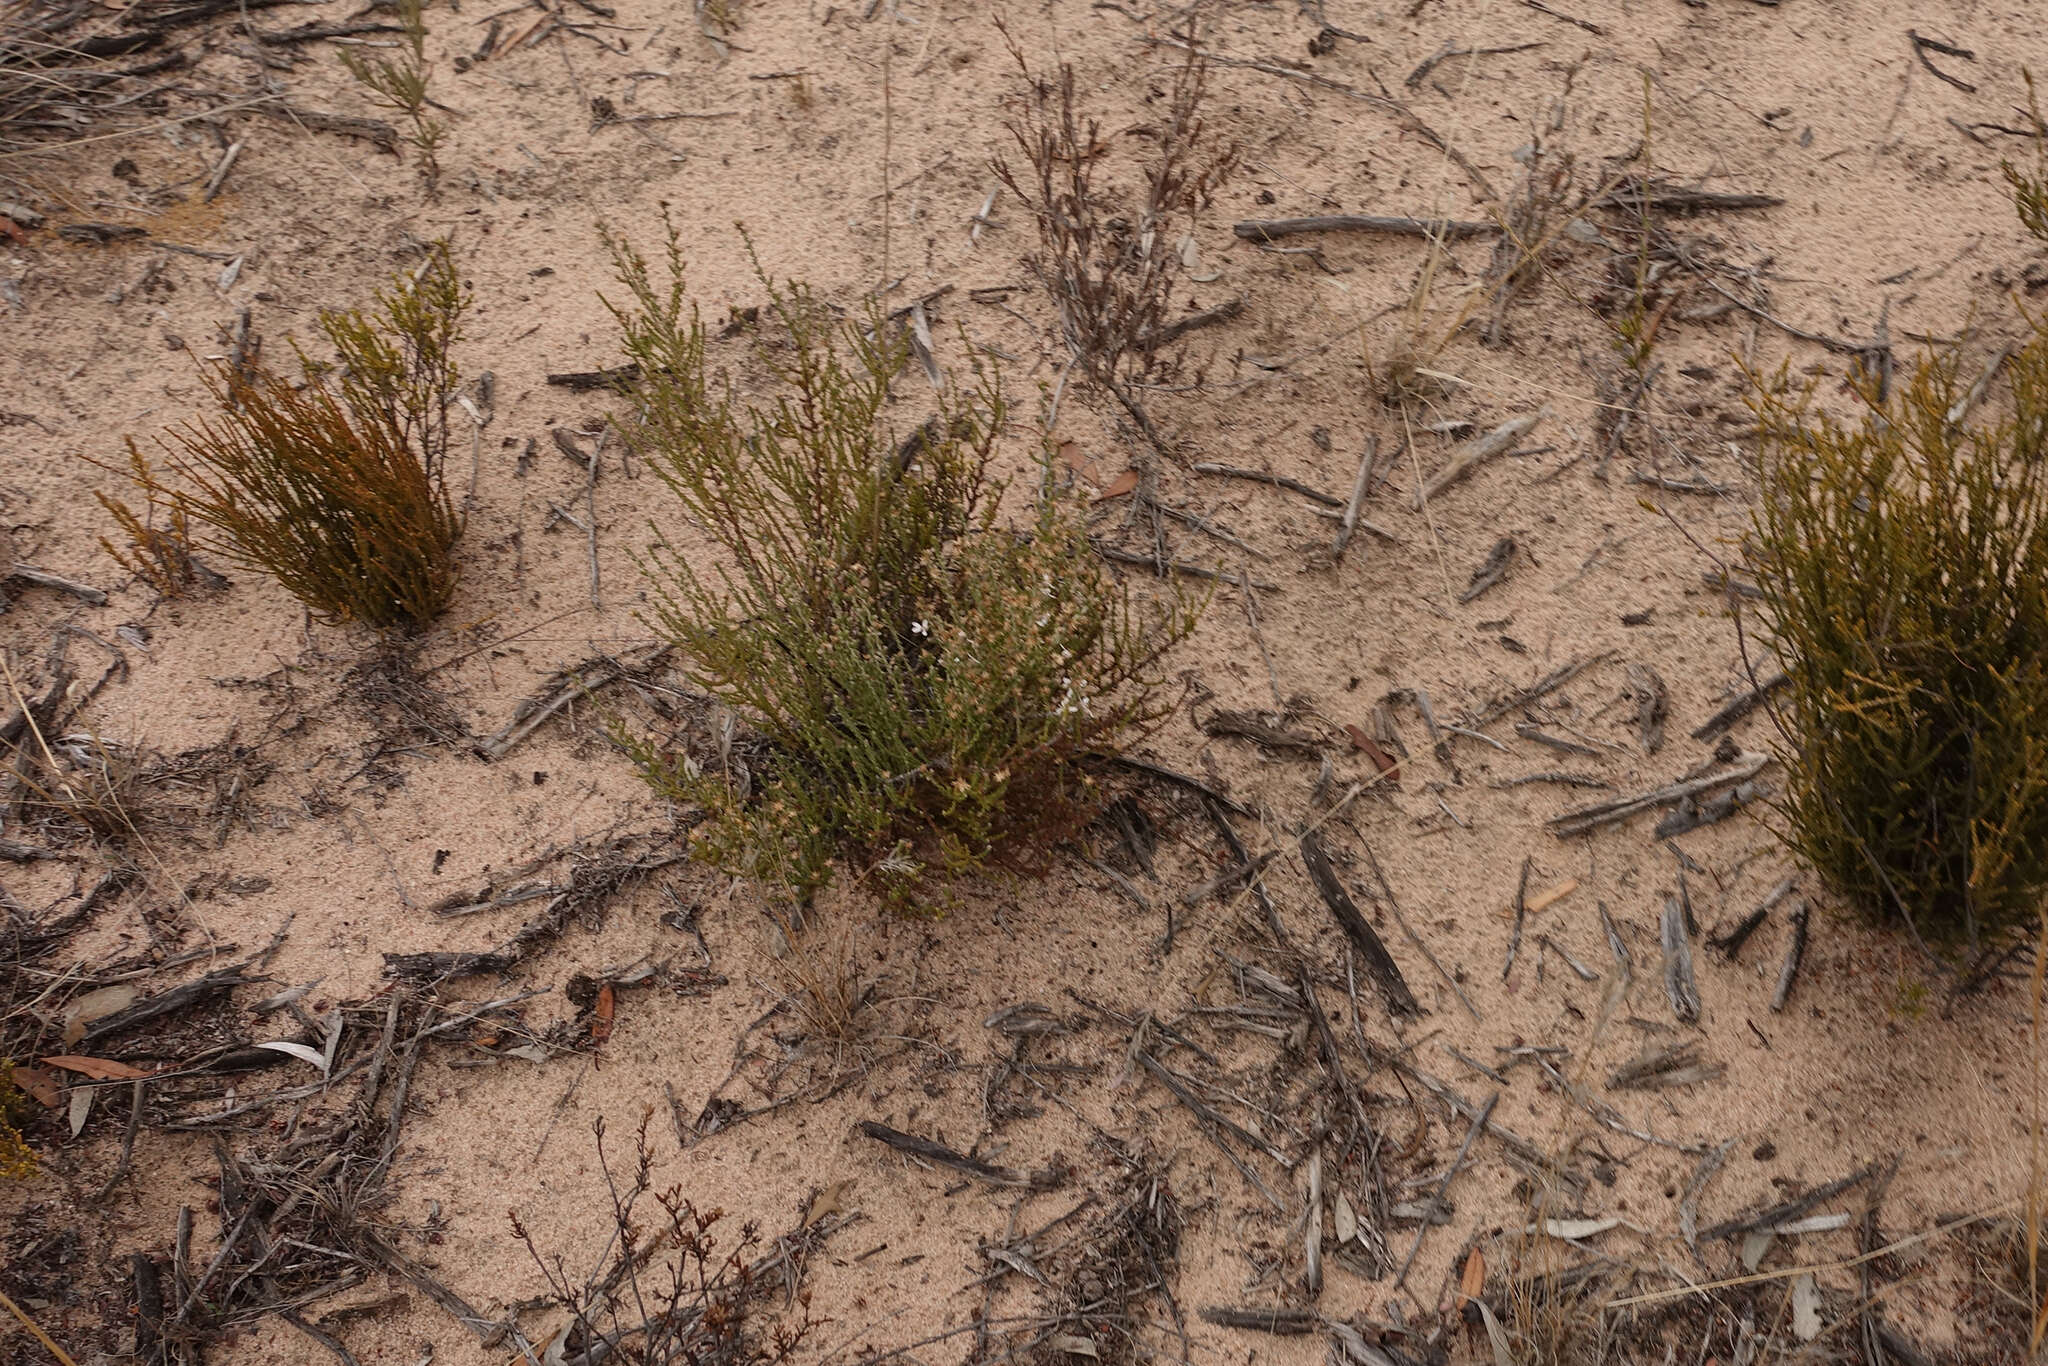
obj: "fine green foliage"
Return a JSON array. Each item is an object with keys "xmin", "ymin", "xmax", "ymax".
[
  {"xmin": 2003, "ymin": 72, "xmax": 2047, "ymax": 245},
  {"xmin": 604, "ymin": 223, "xmax": 1198, "ymax": 903},
  {"xmin": 340, "ymin": 0, "xmax": 444, "ymax": 184},
  {"xmin": 1748, "ymin": 315, "xmax": 2048, "ymax": 967},
  {"xmin": 127, "ymin": 241, "xmax": 467, "ymax": 630},
  {"xmin": 94, "ymin": 440, "xmax": 202, "ymax": 598},
  {"xmin": 0, "ymin": 1061, "xmax": 33, "ymax": 1180}
]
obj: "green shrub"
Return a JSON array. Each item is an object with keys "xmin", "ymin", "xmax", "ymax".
[
  {"xmin": 339, "ymin": 0, "xmax": 444, "ymax": 184},
  {"xmin": 2002, "ymin": 71, "xmax": 2047, "ymax": 245},
  {"xmin": 604, "ymin": 222, "xmax": 1198, "ymax": 904},
  {"xmin": 121, "ymin": 240, "xmax": 467, "ymax": 630},
  {"xmin": 93, "ymin": 441, "xmax": 203, "ymax": 598},
  {"xmin": 0, "ymin": 1061, "xmax": 34, "ymax": 1180},
  {"xmin": 1748, "ymin": 312, "xmax": 2048, "ymax": 969}
]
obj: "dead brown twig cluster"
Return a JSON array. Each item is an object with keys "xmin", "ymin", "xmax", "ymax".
[{"xmin": 512, "ymin": 1113, "xmax": 846, "ymax": 1366}]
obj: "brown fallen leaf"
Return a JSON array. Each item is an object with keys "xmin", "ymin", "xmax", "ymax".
[
  {"xmin": 1459, "ymin": 1247, "xmax": 1486, "ymax": 1307},
  {"xmin": 11, "ymin": 1064, "xmax": 63, "ymax": 1108},
  {"xmin": 1096, "ymin": 469, "xmax": 1141, "ymax": 501},
  {"xmin": 591, "ymin": 983, "xmax": 615, "ymax": 1043},
  {"xmin": 41, "ymin": 1054, "xmax": 152, "ymax": 1081},
  {"xmin": 807, "ymin": 1177, "xmax": 855, "ymax": 1224},
  {"xmin": 60, "ymin": 982, "xmax": 138, "ymax": 1047},
  {"xmin": 1344, "ymin": 723, "xmax": 1401, "ymax": 781}
]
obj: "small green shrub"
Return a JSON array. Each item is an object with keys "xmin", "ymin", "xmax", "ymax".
[
  {"xmin": 340, "ymin": 0, "xmax": 444, "ymax": 184},
  {"xmin": 2002, "ymin": 71, "xmax": 2047, "ymax": 245},
  {"xmin": 122, "ymin": 241, "xmax": 467, "ymax": 630},
  {"xmin": 0, "ymin": 1061, "xmax": 34, "ymax": 1180},
  {"xmin": 93, "ymin": 441, "xmax": 203, "ymax": 597},
  {"xmin": 604, "ymin": 222, "xmax": 1197, "ymax": 904},
  {"xmin": 1748, "ymin": 312, "xmax": 2048, "ymax": 968}
]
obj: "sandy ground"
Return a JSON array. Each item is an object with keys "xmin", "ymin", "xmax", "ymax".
[{"xmin": 5, "ymin": 0, "xmax": 2048, "ymax": 1362}]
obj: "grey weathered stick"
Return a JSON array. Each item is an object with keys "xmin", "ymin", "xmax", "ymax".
[
  {"xmin": 1309, "ymin": 505, "xmax": 1400, "ymax": 542},
  {"xmin": 1708, "ymin": 876, "xmax": 1795, "ymax": 959},
  {"xmin": 1414, "ymin": 410, "xmax": 1546, "ymax": 508},
  {"xmin": 1654, "ymin": 778, "xmax": 1767, "ymax": 838},
  {"xmin": 1599, "ymin": 902, "xmax": 1634, "ymax": 981},
  {"xmin": 1300, "ymin": 832, "xmax": 1418, "ymax": 1017},
  {"xmin": 1772, "ymin": 901, "xmax": 1810, "ymax": 1013},
  {"xmin": 7, "ymin": 563, "xmax": 108, "ymax": 605},
  {"xmin": 475, "ymin": 644, "xmax": 671, "ymax": 760},
  {"xmin": 1494, "ymin": 771, "xmax": 1611, "ymax": 790},
  {"xmin": 1678, "ymin": 1137, "xmax": 1740, "ymax": 1247},
  {"xmin": 1360, "ymin": 844, "xmax": 1478, "ymax": 1021},
  {"xmin": 583, "ymin": 428, "xmax": 603, "ymax": 609},
  {"xmin": 1137, "ymin": 1053, "xmax": 1289, "ymax": 1210},
  {"xmin": 1190, "ymin": 463, "xmax": 1344, "ymax": 507},
  {"xmin": 1122, "ymin": 758, "xmax": 1253, "ymax": 816},
  {"xmin": 1946, "ymin": 344, "xmax": 2017, "ymax": 426},
  {"xmin": 1234, "ymin": 214, "xmax": 1496, "ymax": 242},
  {"xmin": 1515, "ymin": 723, "xmax": 1600, "ymax": 757},
  {"xmin": 1598, "ymin": 181, "xmax": 1785, "ymax": 214},
  {"xmin": 200, "ymin": 138, "xmax": 245, "ymax": 203},
  {"xmin": 1198, "ymin": 1306, "xmax": 1322, "ymax": 1334},
  {"xmin": 1302, "ymin": 1147, "xmax": 1323, "ymax": 1297},
  {"xmin": 1093, "ymin": 542, "xmax": 1280, "ymax": 591},
  {"xmin": 1394, "ymin": 1091, "xmax": 1497, "ymax": 1287},
  {"xmin": 1691, "ymin": 672, "xmax": 1788, "ymax": 740},
  {"xmin": 1697, "ymin": 1161, "xmax": 1882, "ymax": 1242},
  {"xmin": 1142, "ymin": 1055, "xmax": 1291, "ymax": 1163},
  {"xmin": 1473, "ymin": 652, "xmax": 1612, "ymax": 730},
  {"xmin": 1548, "ymin": 752, "xmax": 1769, "ymax": 837},
  {"xmin": 1539, "ymin": 933, "xmax": 1598, "ymax": 981},
  {"xmin": 1332, "ymin": 436, "xmax": 1378, "ymax": 560},
  {"xmin": 1143, "ymin": 296, "xmax": 1246, "ymax": 348},
  {"xmin": 1181, "ymin": 849, "xmax": 1280, "ymax": 908},
  {"xmin": 859, "ymin": 1121, "xmax": 1031, "ymax": 1187},
  {"xmin": 1660, "ymin": 894, "xmax": 1700, "ymax": 1024},
  {"xmin": 1503, "ymin": 856, "xmax": 1532, "ymax": 981},
  {"xmin": 1607, "ymin": 1041, "xmax": 1720, "ymax": 1090},
  {"xmin": 264, "ymin": 102, "xmax": 400, "ymax": 150}
]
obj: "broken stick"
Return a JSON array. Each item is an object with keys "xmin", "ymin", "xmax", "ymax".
[
  {"xmin": 1414, "ymin": 411, "xmax": 1547, "ymax": 508},
  {"xmin": 1548, "ymin": 752, "xmax": 1769, "ymax": 838},
  {"xmin": 1233, "ymin": 215, "xmax": 1496, "ymax": 242},
  {"xmin": 858, "ymin": 1121, "xmax": 1034, "ymax": 1187},
  {"xmin": 1659, "ymin": 895, "xmax": 1700, "ymax": 1024},
  {"xmin": 1771, "ymin": 902, "xmax": 1809, "ymax": 1013},
  {"xmin": 1299, "ymin": 832, "xmax": 1418, "ymax": 1017}
]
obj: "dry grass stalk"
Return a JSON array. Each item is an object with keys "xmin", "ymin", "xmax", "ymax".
[{"xmin": 0, "ymin": 0, "xmax": 182, "ymax": 192}]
